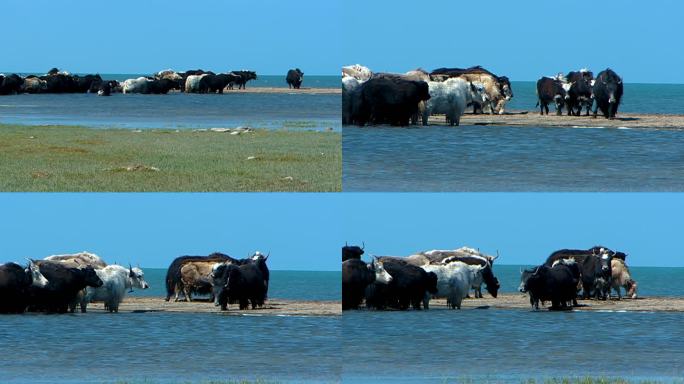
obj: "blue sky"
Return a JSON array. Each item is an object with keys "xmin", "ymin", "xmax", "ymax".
[
  {"xmin": 3, "ymin": 1, "xmax": 681, "ymax": 82},
  {"xmin": 342, "ymin": 0, "xmax": 684, "ymax": 84},
  {"xmin": 0, "ymin": 0, "xmax": 341, "ymax": 75},
  {"xmin": 1, "ymin": 193, "xmax": 681, "ymax": 269},
  {"xmin": 0, "ymin": 193, "xmax": 341, "ymax": 271},
  {"xmin": 341, "ymin": 193, "xmax": 684, "ymax": 267}
]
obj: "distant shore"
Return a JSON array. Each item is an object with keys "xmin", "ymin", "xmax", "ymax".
[
  {"xmin": 86, "ymin": 297, "xmax": 341, "ymax": 316},
  {"xmin": 427, "ymin": 111, "xmax": 684, "ymax": 129}
]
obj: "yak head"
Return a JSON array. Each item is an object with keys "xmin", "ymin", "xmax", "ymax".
[
  {"xmin": 598, "ymin": 252, "xmax": 613, "ymax": 278},
  {"xmin": 251, "ymin": 251, "xmax": 269, "ymax": 263},
  {"xmin": 469, "ymin": 81, "xmax": 489, "ymax": 104},
  {"xmin": 482, "ymin": 265, "xmax": 500, "ymax": 298},
  {"xmin": 83, "ymin": 266, "xmax": 104, "ymax": 288},
  {"xmin": 370, "ymin": 258, "xmax": 392, "ymax": 285},
  {"xmin": 26, "ymin": 259, "xmax": 49, "ymax": 288},
  {"xmin": 342, "ymin": 242, "xmax": 365, "ymax": 261},
  {"xmin": 129, "ymin": 264, "xmax": 150, "ymax": 290}
]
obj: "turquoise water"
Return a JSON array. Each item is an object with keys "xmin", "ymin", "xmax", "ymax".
[{"xmin": 136, "ymin": 269, "xmax": 340, "ymax": 301}]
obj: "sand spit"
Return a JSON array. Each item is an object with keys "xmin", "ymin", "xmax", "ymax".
[
  {"xmin": 84, "ymin": 297, "xmax": 341, "ymax": 316},
  {"xmin": 427, "ymin": 111, "xmax": 684, "ymax": 129},
  {"xmin": 426, "ymin": 293, "xmax": 684, "ymax": 312},
  {"xmin": 170, "ymin": 87, "xmax": 340, "ymax": 95}
]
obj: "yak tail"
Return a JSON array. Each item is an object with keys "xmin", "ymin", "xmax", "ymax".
[{"xmin": 535, "ymin": 101, "xmax": 539, "ymax": 108}]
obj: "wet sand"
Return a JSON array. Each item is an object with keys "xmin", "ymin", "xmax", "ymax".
[
  {"xmin": 85, "ymin": 297, "xmax": 341, "ymax": 316},
  {"xmin": 428, "ymin": 293, "xmax": 684, "ymax": 312},
  {"xmin": 427, "ymin": 111, "xmax": 684, "ymax": 130},
  {"xmin": 97, "ymin": 295, "xmax": 684, "ymax": 315}
]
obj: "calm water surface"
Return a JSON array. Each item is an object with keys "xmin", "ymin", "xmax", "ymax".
[
  {"xmin": 0, "ymin": 270, "xmax": 340, "ymax": 383},
  {"xmin": 343, "ymin": 125, "xmax": 684, "ymax": 191},
  {"xmin": 342, "ymin": 310, "xmax": 684, "ymax": 383},
  {"xmin": 341, "ymin": 265, "xmax": 684, "ymax": 382},
  {"xmin": 0, "ymin": 313, "xmax": 340, "ymax": 383}
]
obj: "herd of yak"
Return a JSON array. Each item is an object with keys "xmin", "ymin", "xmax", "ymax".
[
  {"xmin": 0, "ymin": 251, "xmax": 270, "ymax": 314},
  {"xmin": 163, "ymin": 251, "xmax": 270, "ymax": 311},
  {"xmin": 342, "ymin": 244, "xmax": 637, "ymax": 311},
  {"xmin": 0, "ymin": 68, "xmax": 306, "ymax": 96},
  {"xmin": 0, "ymin": 252, "xmax": 148, "ymax": 314},
  {"xmin": 342, "ymin": 64, "xmax": 624, "ymax": 127}
]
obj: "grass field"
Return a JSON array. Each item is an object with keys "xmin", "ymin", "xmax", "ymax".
[{"xmin": 0, "ymin": 124, "xmax": 340, "ymax": 192}]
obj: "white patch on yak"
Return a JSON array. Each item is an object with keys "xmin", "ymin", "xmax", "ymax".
[
  {"xmin": 373, "ymin": 261, "xmax": 393, "ymax": 284},
  {"xmin": 28, "ymin": 260, "xmax": 49, "ymax": 288}
]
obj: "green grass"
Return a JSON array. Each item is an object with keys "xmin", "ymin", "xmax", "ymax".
[
  {"xmin": 110, "ymin": 380, "xmax": 278, "ymax": 384},
  {"xmin": 111, "ymin": 380, "xmax": 278, "ymax": 384},
  {"xmin": 0, "ymin": 124, "xmax": 340, "ymax": 191}
]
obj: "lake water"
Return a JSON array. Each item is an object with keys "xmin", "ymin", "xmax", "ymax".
[
  {"xmin": 342, "ymin": 310, "xmax": 684, "ymax": 383},
  {"xmin": 0, "ymin": 75, "xmax": 339, "ymax": 131},
  {"xmin": 343, "ymin": 82, "xmax": 684, "ymax": 192},
  {"xmin": 343, "ymin": 124, "xmax": 684, "ymax": 191},
  {"xmin": 341, "ymin": 265, "xmax": 684, "ymax": 383},
  {"xmin": 0, "ymin": 270, "xmax": 340, "ymax": 383},
  {"xmin": 0, "ymin": 313, "xmax": 340, "ymax": 383}
]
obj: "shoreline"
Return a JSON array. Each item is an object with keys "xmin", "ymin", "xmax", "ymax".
[
  {"xmin": 83, "ymin": 294, "xmax": 684, "ymax": 315},
  {"xmin": 427, "ymin": 111, "xmax": 684, "ymax": 130},
  {"xmin": 433, "ymin": 293, "xmax": 684, "ymax": 312},
  {"xmin": 85, "ymin": 297, "xmax": 341, "ymax": 316},
  {"xmin": 351, "ymin": 293, "xmax": 684, "ymax": 312},
  {"xmin": 167, "ymin": 87, "xmax": 340, "ymax": 95}
]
